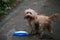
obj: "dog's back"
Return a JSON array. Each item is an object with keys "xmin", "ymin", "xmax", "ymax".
[{"xmin": 36, "ymin": 15, "xmax": 50, "ymax": 24}]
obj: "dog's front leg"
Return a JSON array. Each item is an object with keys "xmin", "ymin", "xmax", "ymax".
[{"xmin": 29, "ymin": 22, "xmax": 36, "ymax": 36}]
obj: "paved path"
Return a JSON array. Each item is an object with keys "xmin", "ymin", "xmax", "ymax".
[{"xmin": 0, "ymin": 0, "xmax": 60, "ymax": 40}]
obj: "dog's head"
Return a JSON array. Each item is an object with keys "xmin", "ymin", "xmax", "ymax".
[{"xmin": 24, "ymin": 8, "xmax": 38, "ymax": 21}]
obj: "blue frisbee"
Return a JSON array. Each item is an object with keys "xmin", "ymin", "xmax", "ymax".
[{"xmin": 13, "ymin": 31, "xmax": 28, "ymax": 37}]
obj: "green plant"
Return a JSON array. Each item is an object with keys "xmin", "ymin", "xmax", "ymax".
[{"xmin": 0, "ymin": 0, "xmax": 16, "ymax": 15}]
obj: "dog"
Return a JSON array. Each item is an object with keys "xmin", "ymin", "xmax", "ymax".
[{"xmin": 24, "ymin": 8, "xmax": 60, "ymax": 39}]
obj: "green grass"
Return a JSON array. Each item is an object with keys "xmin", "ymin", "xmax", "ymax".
[{"xmin": 0, "ymin": 0, "xmax": 19, "ymax": 16}]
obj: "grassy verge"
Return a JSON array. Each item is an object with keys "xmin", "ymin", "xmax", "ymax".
[{"xmin": 0, "ymin": 0, "xmax": 21, "ymax": 18}]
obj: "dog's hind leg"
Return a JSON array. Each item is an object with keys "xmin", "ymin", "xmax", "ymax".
[{"xmin": 48, "ymin": 24, "xmax": 54, "ymax": 39}]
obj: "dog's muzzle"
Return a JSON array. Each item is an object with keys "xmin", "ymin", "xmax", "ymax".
[{"xmin": 24, "ymin": 15, "xmax": 34, "ymax": 19}]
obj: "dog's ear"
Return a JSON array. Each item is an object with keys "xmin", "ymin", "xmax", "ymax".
[
  {"xmin": 33, "ymin": 15, "xmax": 37, "ymax": 20},
  {"xmin": 24, "ymin": 13, "xmax": 26, "ymax": 19}
]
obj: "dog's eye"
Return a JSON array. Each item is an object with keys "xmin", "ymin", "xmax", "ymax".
[
  {"xmin": 29, "ymin": 12, "xmax": 32, "ymax": 14},
  {"xmin": 27, "ymin": 12, "xmax": 32, "ymax": 14},
  {"xmin": 26, "ymin": 12, "xmax": 28, "ymax": 14}
]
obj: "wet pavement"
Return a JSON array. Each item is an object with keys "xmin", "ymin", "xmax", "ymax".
[{"xmin": 0, "ymin": 0, "xmax": 60, "ymax": 40}]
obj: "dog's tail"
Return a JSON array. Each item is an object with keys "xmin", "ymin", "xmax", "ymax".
[{"xmin": 49, "ymin": 13, "xmax": 60, "ymax": 21}]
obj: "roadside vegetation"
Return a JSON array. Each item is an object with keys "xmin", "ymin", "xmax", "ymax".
[{"xmin": 0, "ymin": 0, "xmax": 21, "ymax": 17}]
